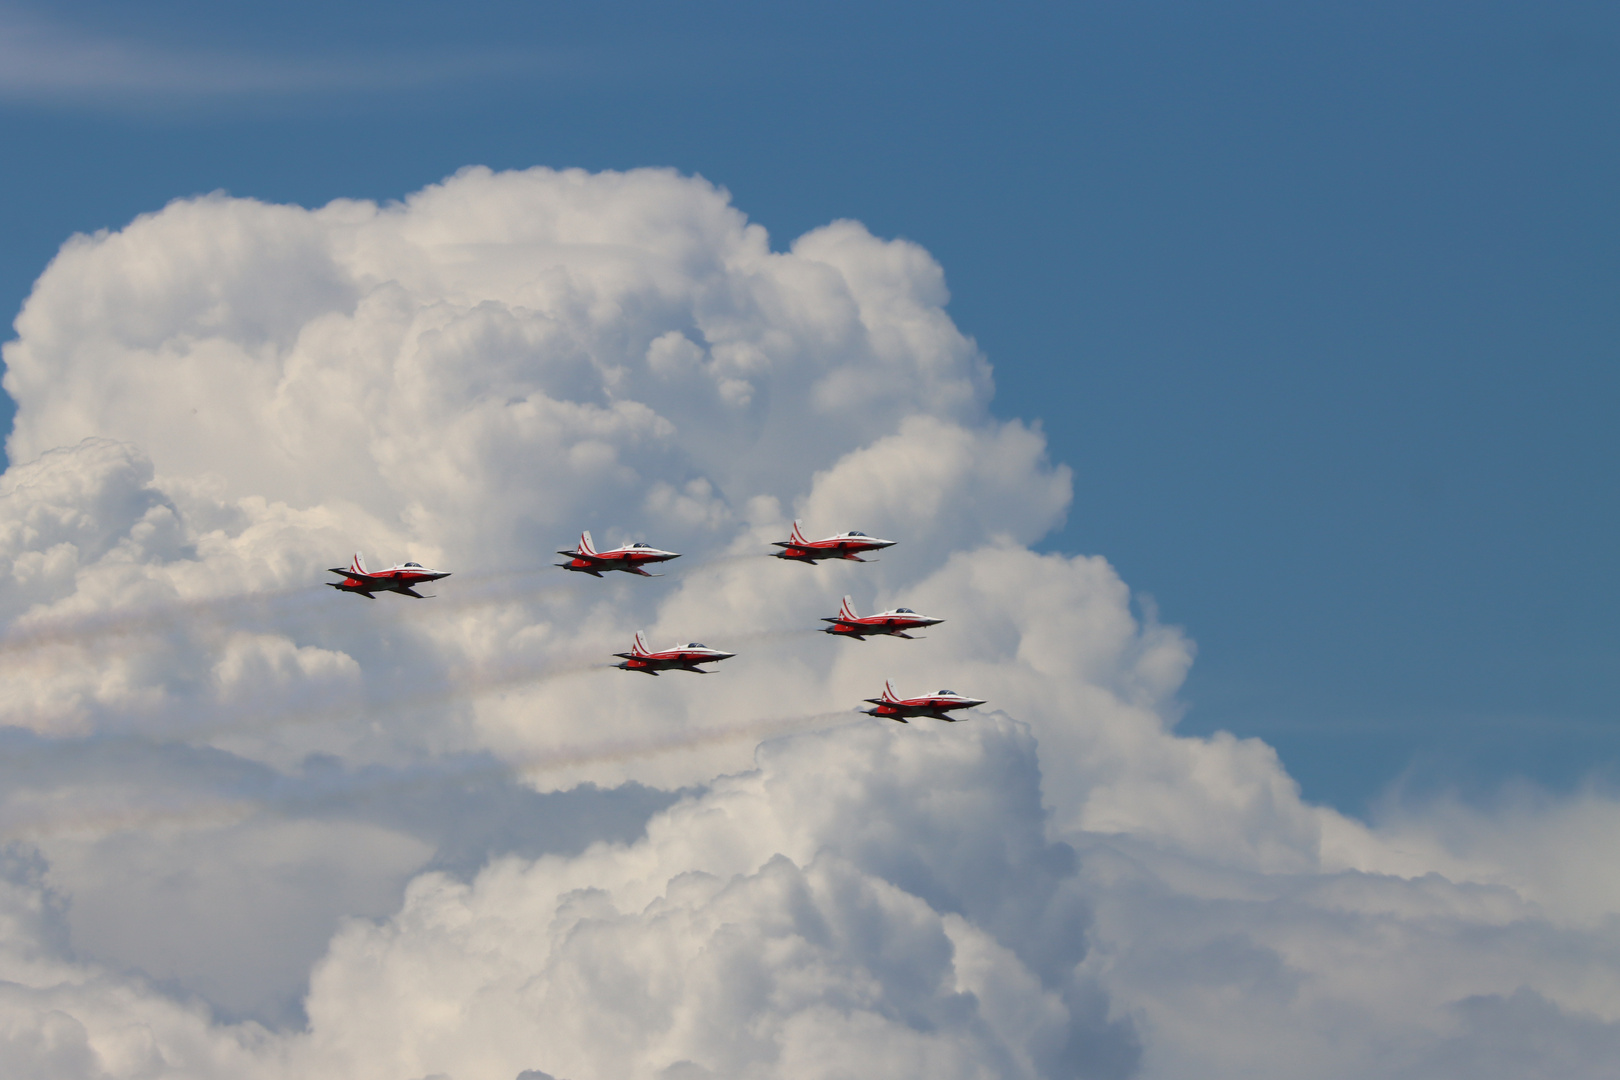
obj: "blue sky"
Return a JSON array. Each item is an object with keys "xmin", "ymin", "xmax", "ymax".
[{"xmin": 1, "ymin": 0, "xmax": 1615, "ymax": 814}]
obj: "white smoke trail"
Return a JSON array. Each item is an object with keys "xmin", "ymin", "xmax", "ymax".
[
  {"xmin": 0, "ymin": 563, "xmax": 586, "ymax": 664},
  {"xmin": 0, "ymin": 584, "xmax": 322, "ymax": 658},
  {"xmin": 0, "ymin": 711, "xmax": 859, "ymax": 842}
]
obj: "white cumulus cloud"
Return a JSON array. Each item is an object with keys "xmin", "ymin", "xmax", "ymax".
[{"xmin": 0, "ymin": 165, "xmax": 1615, "ymax": 1078}]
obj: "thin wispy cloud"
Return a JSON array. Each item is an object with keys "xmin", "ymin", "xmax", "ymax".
[{"xmin": 0, "ymin": 6, "xmax": 564, "ymax": 106}]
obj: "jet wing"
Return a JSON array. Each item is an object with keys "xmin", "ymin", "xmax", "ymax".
[{"xmin": 334, "ymin": 587, "xmax": 376, "ymax": 599}]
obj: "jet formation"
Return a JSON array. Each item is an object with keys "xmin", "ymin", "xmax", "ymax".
[{"xmin": 327, "ymin": 523, "xmax": 983, "ymax": 722}]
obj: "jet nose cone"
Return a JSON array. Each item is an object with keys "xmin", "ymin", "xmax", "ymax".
[{"xmin": 713, "ymin": 651, "xmax": 736, "ymax": 660}]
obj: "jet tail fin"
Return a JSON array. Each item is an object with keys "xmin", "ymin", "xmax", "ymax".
[
  {"xmin": 882, "ymin": 679, "xmax": 902, "ymax": 703},
  {"xmin": 578, "ymin": 531, "xmax": 597, "ymax": 556},
  {"xmin": 789, "ymin": 519, "xmax": 809, "ymax": 546},
  {"xmin": 350, "ymin": 552, "xmax": 369, "ymax": 575},
  {"xmin": 632, "ymin": 631, "xmax": 652, "ymax": 657},
  {"xmin": 839, "ymin": 595, "xmax": 858, "ymax": 621}
]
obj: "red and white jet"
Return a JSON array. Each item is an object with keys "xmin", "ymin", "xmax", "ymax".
[
  {"xmin": 614, "ymin": 632, "xmax": 736, "ymax": 675},
  {"xmin": 326, "ymin": 553, "xmax": 450, "ymax": 599},
  {"xmin": 557, "ymin": 531, "xmax": 681, "ymax": 577},
  {"xmin": 861, "ymin": 680, "xmax": 986, "ymax": 723},
  {"xmin": 822, "ymin": 596, "xmax": 944, "ymax": 640},
  {"xmin": 771, "ymin": 520, "xmax": 895, "ymax": 563}
]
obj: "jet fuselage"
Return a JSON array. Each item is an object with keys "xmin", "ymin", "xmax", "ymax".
[
  {"xmin": 614, "ymin": 632, "xmax": 735, "ymax": 675},
  {"xmin": 327, "ymin": 555, "xmax": 450, "ymax": 599},
  {"xmin": 559, "ymin": 531, "xmax": 680, "ymax": 577},
  {"xmin": 772, "ymin": 520, "xmax": 895, "ymax": 563},
  {"xmin": 822, "ymin": 596, "xmax": 943, "ymax": 639},
  {"xmin": 861, "ymin": 681, "xmax": 985, "ymax": 723}
]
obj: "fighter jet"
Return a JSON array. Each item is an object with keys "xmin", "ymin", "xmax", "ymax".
[
  {"xmin": 557, "ymin": 531, "xmax": 681, "ymax": 577},
  {"xmin": 861, "ymin": 680, "xmax": 985, "ymax": 723},
  {"xmin": 771, "ymin": 520, "xmax": 895, "ymax": 563},
  {"xmin": 326, "ymin": 553, "xmax": 450, "ymax": 599},
  {"xmin": 614, "ymin": 632, "xmax": 735, "ymax": 675},
  {"xmin": 821, "ymin": 596, "xmax": 944, "ymax": 640}
]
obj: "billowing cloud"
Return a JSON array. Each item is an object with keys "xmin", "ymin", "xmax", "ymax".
[{"xmin": 0, "ymin": 166, "xmax": 1616, "ymax": 1078}]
